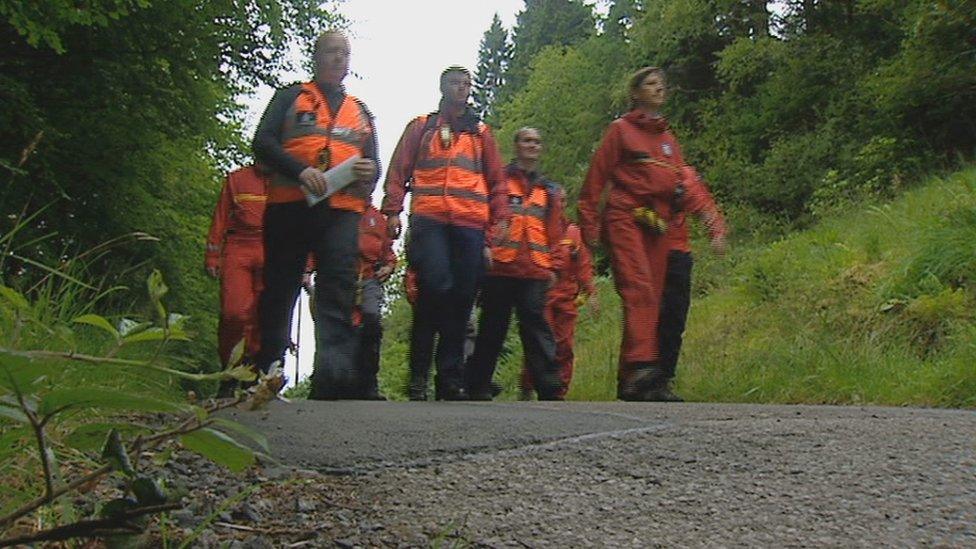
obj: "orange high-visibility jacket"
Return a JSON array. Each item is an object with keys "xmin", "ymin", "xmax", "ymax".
[
  {"xmin": 491, "ymin": 172, "xmax": 555, "ymax": 270},
  {"xmin": 271, "ymin": 82, "xmax": 373, "ymax": 211},
  {"xmin": 409, "ymin": 115, "xmax": 490, "ymax": 227}
]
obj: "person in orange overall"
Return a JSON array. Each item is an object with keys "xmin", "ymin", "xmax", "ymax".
[
  {"xmin": 465, "ymin": 127, "xmax": 566, "ymax": 401},
  {"xmin": 205, "ymin": 164, "xmax": 269, "ymax": 396},
  {"xmin": 579, "ymin": 66, "xmax": 695, "ymax": 401},
  {"xmin": 355, "ymin": 205, "xmax": 396, "ymax": 400},
  {"xmin": 519, "ymin": 221, "xmax": 596, "ymax": 399},
  {"xmin": 655, "ymin": 167, "xmax": 726, "ymax": 401}
]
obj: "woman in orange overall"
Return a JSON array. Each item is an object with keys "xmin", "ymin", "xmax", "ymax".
[{"xmin": 578, "ymin": 66, "xmax": 692, "ymax": 401}]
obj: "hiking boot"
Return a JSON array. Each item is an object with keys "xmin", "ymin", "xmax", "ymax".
[
  {"xmin": 643, "ymin": 380, "xmax": 684, "ymax": 402},
  {"xmin": 361, "ymin": 384, "xmax": 387, "ymax": 401},
  {"xmin": 467, "ymin": 385, "xmax": 494, "ymax": 401},
  {"xmin": 618, "ymin": 362, "xmax": 664, "ymax": 402},
  {"xmin": 436, "ymin": 384, "xmax": 469, "ymax": 401},
  {"xmin": 408, "ymin": 378, "xmax": 428, "ymax": 401}
]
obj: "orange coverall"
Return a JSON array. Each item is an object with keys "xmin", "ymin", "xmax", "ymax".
[
  {"xmin": 520, "ymin": 222, "xmax": 595, "ymax": 398},
  {"xmin": 578, "ymin": 110, "xmax": 685, "ymax": 381},
  {"xmin": 205, "ymin": 165, "xmax": 268, "ymax": 368}
]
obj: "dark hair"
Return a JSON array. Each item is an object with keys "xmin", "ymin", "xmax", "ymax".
[
  {"xmin": 440, "ymin": 65, "xmax": 471, "ymax": 86},
  {"xmin": 514, "ymin": 127, "xmax": 542, "ymax": 144}
]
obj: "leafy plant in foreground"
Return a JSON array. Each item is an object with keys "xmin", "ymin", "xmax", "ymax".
[{"xmin": 0, "ymin": 268, "xmax": 278, "ymax": 545}]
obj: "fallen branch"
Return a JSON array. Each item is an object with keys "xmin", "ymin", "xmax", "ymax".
[{"xmin": 0, "ymin": 503, "xmax": 180, "ymax": 547}]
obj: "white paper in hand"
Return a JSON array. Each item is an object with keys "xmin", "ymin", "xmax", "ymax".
[{"xmin": 303, "ymin": 154, "xmax": 361, "ymax": 207}]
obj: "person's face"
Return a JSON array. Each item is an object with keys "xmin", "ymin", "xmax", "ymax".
[
  {"xmin": 441, "ymin": 72, "xmax": 472, "ymax": 106},
  {"xmin": 515, "ymin": 129, "xmax": 543, "ymax": 164},
  {"xmin": 632, "ymin": 72, "xmax": 667, "ymax": 110},
  {"xmin": 315, "ymin": 35, "xmax": 350, "ymax": 85}
]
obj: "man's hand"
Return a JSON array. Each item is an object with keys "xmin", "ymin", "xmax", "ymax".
[
  {"xmin": 299, "ymin": 166, "xmax": 327, "ymax": 196},
  {"xmin": 387, "ymin": 215, "xmax": 401, "ymax": 239},
  {"xmin": 352, "ymin": 158, "xmax": 377, "ymax": 183},
  {"xmin": 376, "ymin": 264, "xmax": 394, "ymax": 282},
  {"xmin": 483, "ymin": 246, "xmax": 493, "ymax": 271},
  {"xmin": 206, "ymin": 265, "xmax": 219, "ymax": 279}
]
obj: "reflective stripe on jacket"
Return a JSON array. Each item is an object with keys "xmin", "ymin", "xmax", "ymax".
[
  {"xmin": 409, "ymin": 115, "xmax": 489, "ymax": 226},
  {"xmin": 271, "ymin": 82, "xmax": 372, "ymax": 211},
  {"xmin": 492, "ymin": 174, "xmax": 552, "ymax": 269}
]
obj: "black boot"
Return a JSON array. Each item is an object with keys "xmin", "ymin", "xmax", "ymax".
[
  {"xmin": 643, "ymin": 377, "xmax": 684, "ymax": 402},
  {"xmin": 408, "ymin": 373, "xmax": 429, "ymax": 401},
  {"xmin": 361, "ymin": 380, "xmax": 387, "ymax": 401},
  {"xmin": 535, "ymin": 372, "xmax": 566, "ymax": 401},
  {"xmin": 618, "ymin": 362, "xmax": 664, "ymax": 402}
]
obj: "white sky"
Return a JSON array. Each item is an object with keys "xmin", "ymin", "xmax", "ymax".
[{"xmin": 258, "ymin": 0, "xmax": 526, "ymax": 386}]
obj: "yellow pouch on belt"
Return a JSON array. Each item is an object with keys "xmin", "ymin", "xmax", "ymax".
[{"xmin": 632, "ymin": 207, "xmax": 668, "ymax": 234}]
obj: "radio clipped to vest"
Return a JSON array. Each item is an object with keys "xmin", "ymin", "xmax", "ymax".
[
  {"xmin": 317, "ymin": 148, "xmax": 332, "ymax": 171},
  {"xmin": 439, "ymin": 125, "xmax": 453, "ymax": 149}
]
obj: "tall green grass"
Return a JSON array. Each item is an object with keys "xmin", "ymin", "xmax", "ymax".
[
  {"xmin": 370, "ymin": 168, "xmax": 975, "ymax": 407},
  {"xmin": 673, "ymin": 168, "xmax": 976, "ymax": 407}
]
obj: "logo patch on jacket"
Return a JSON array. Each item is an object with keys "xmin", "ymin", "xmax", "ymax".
[
  {"xmin": 662, "ymin": 142, "xmax": 673, "ymax": 157},
  {"xmin": 296, "ymin": 111, "xmax": 317, "ymax": 125}
]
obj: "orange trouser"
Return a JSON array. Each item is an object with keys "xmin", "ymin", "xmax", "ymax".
[
  {"xmin": 521, "ymin": 296, "xmax": 578, "ymax": 398},
  {"xmin": 218, "ymin": 236, "xmax": 264, "ymax": 367},
  {"xmin": 605, "ymin": 207, "xmax": 670, "ymax": 372}
]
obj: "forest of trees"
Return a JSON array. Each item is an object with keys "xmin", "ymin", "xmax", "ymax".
[{"xmin": 474, "ymin": 0, "xmax": 975, "ymax": 225}]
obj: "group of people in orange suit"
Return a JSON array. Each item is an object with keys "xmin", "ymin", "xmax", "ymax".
[{"xmin": 204, "ymin": 30, "xmax": 725, "ymax": 402}]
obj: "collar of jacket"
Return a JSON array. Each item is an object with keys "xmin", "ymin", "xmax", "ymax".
[
  {"xmin": 505, "ymin": 162, "xmax": 542, "ymax": 185},
  {"xmin": 624, "ymin": 109, "xmax": 670, "ymax": 134},
  {"xmin": 313, "ymin": 80, "xmax": 347, "ymax": 112},
  {"xmin": 435, "ymin": 102, "xmax": 482, "ymax": 134}
]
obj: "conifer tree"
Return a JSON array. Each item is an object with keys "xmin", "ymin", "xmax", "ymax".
[{"xmin": 472, "ymin": 13, "xmax": 511, "ymax": 122}]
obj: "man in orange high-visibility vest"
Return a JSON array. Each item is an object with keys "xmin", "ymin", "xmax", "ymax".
[
  {"xmin": 382, "ymin": 66, "xmax": 511, "ymax": 401},
  {"xmin": 465, "ymin": 128, "xmax": 566, "ymax": 401},
  {"xmin": 251, "ymin": 31, "xmax": 379, "ymax": 399}
]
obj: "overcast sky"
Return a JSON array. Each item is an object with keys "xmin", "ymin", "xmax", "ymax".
[{"xmin": 264, "ymin": 0, "xmax": 527, "ymax": 386}]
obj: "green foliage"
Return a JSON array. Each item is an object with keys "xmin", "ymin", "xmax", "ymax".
[
  {"xmin": 673, "ymin": 168, "xmax": 976, "ymax": 407},
  {"xmin": 503, "ymin": 0, "xmax": 595, "ymax": 100},
  {"xmin": 0, "ymin": 264, "xmax": 269, "ymax": 544},
  {"xmin": 0, "ymin": 0, "xmax": 344, "ymax": 378},
  {"xmin": 495, "ymin": 35, "xmax": 629, "ymax": 210},
  {"xmin": 482, "ymin": 0, "xmax": 974, "ymax": 224}
]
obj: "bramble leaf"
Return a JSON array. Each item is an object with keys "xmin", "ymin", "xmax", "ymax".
[
  {"xmin": 72, "ymin": 314, "xmax": 120, "ymax": 339},
  {"xmin": 180, "ymin": 428, "xmax": 255, "ymax": 473}
]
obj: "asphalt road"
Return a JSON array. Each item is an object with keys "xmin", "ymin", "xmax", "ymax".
[{"xmin": 227, "ymin": 401, "xmax": 976, "ymax": 547}]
